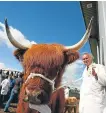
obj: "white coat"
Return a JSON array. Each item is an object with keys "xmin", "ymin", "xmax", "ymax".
[
  {"xmin": 0, "ymin": 78, "xmax": 10, "ymax": 95},
  {"xmin": 64, "ymin": 87, "xmax": 69, "ymax": 98},
  {"xmin": 79, "ymin": 63, "xmax": 106, "ymax": 113}
]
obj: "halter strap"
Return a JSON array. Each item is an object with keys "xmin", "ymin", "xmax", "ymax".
[
  {"xmin": 25, "ymin": 73, "xmax": 56, "ymax": 91},
  {"xmin": 24, "ymin": 73, "xmax": 63, "ymax": 113}
]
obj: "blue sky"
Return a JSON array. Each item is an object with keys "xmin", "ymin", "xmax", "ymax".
[{"xmin": 0, "ymin": 1, "xmax": 91, "ymax": 88}]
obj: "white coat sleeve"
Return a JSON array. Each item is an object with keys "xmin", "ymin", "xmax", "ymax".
[
  {"xmin": 0, "ymin": 80, "xmax": 4, "ymax": 86},
  {"xmin": 97, "ymin": 65, "xmax": 106, "ymax": 86}
]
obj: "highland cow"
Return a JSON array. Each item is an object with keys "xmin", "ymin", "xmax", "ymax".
[{"xmin": 4, "ymin": 17, "xmax": 93, "ymax": 113}]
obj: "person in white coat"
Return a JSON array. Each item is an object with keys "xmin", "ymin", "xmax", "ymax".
[
  {"xmin": 64, "ymin": 86, "xmax": 70, "ymax": 99},
  {"xmin": 79, "ymin": 53, "xmax": 106, "ymax": 113},
  {"xmin": 0, "ymin": 75, "xmax": 10, "ymax": 105}
]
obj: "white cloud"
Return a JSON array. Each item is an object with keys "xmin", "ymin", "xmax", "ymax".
[
  {"xmin": 0, "ymin": 22, "xmax": 36, "ymax": 49},
  {"xmin": 0, "ymin": 21, "xmax": 84, "ymax": 89},
  {"xmin": 0, "ymin": 62, "xmax": 22, "ymax": 72},
  {"xmin": 0, "ymin": 62, "xmax": 6, "ymax": 69},
  {"xmin": 62, "ymin": 59, "xmax": 84, "ymax": 89}
]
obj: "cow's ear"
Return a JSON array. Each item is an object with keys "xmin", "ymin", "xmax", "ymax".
[
  {"xmin": 64, "ymin": 49, "xmax": 79, "ymax": 64},
  {"xmin": 14, "ymin": 49, "xmax": 27, "ymax": 62}
]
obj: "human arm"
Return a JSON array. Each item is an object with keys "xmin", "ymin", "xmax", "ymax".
[
  {"xmin": 97, "ymin": 65, "xmax": 106, "ymax": 86},
  {"xmin": 0, "ymin": 80, "xmax": 4, "ymax": 86}
]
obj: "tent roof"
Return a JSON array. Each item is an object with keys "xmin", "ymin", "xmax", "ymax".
[{"xmin": 80, "ymin": 1, "xmax": 99, "ymax": 63}]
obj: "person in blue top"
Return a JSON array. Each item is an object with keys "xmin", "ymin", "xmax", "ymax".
[
  {"xmin": 4, "ymin": 73, "xmax": 23, "ymax": 112},
  {"xmin": 8, "ymin": 73, "xmax": 15, "ymax": 95}
]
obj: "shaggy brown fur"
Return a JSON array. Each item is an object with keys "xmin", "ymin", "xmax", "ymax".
[
  {"xmin": 48, "ymin": 87, "xmax": 65, "ymax": 113},
  {"xmin": 13, "ymin": 43, "xmax": 79, "ymax": 113}
]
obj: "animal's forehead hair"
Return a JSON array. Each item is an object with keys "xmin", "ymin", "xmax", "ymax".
[
  {"xmin": 32, "ymin": 43, "xmax": 64, "ymax": 48},
  {"xmin": 27, "ymin": 43, "xmax": 65, "ymax": 52}
]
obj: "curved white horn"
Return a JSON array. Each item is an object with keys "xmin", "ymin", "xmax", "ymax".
[
  {"xmin": 5, "ymin": 18, "xmax": 32, "ymax": 49},
  {"xmin": 65, "ymin": 16, "xmax": 93, "ymax": 50}
]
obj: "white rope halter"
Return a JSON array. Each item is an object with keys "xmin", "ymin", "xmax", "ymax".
[
  {"xmin": 25, "ymin": 73, "xmax": 56, "ymax": 91},
  {"xmin": 25, "ymin": 73, "xmax": 57, "ymax": 113}
]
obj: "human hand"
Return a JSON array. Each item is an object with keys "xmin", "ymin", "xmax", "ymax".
[
  {"xmin": 92, "ymin": 68, "xmax": 98, "ymax": 80},
  {"xmin": 92, "ymin": 68, "xmax": 96, "ymax": 76}
]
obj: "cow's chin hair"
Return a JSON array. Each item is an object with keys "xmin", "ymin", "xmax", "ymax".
[
  {"xmin": 23, "ymin": 95, "xmax": 41, "ymax": 105},
  {"xmin": 23, "ymin": 87, "xmax": 41, "ymax": 105},
  {"xmin": 23, "ymin": 87, "xmax": 50, "ymax": 105}
]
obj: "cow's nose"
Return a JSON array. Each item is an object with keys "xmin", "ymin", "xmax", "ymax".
[{"xmin": 29, "ymin": 90, "xmax": 49, "ymax": 105}]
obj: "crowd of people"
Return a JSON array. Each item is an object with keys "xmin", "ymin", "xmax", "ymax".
[{"xmin": 0, "ymin": 70, "xmax": 23, "ymax": 112}]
